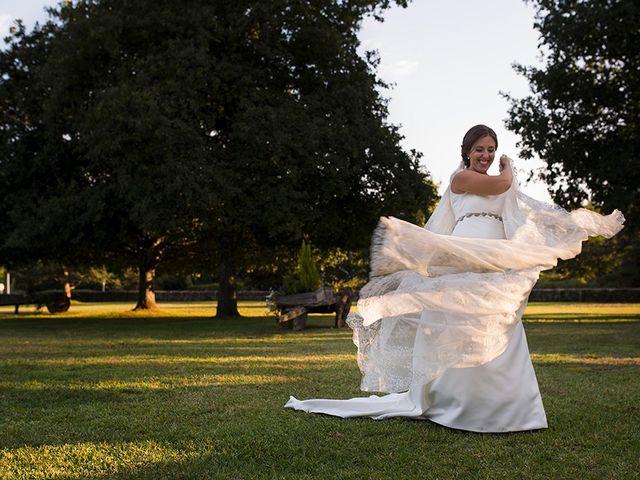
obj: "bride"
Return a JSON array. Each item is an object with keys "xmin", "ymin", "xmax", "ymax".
[{"xmin": 285, "ymin": 125, "xmax": 625, "ymax": 433}]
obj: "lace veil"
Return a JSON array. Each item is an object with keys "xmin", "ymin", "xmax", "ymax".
[{"xmin": 347, "ymin": 161, "xmax": 624, "ymax": 393}]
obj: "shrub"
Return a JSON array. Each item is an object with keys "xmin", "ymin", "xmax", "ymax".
[{"xmin": 296, "ymin": 240, "xmax": 321, "ymax": 292}]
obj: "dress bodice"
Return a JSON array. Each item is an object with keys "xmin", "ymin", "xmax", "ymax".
[
  {"xmin": 450, "ymin": 192, "xmax": 507, "ymax": 240},
  {"xmin": 450, "ymin": 191, "xmax": 506, "ymax": 220}
]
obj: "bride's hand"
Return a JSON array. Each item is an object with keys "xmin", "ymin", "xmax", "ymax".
[{"xmin": 499, "ymin": 155, "xmax": 512, "ymax": 173}]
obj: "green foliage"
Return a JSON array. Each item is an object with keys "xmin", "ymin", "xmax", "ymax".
[
  {"xmin": 0, "ymin": 0, "xmax": 439, "ymax": 312},
  {"xmin": 318, "ymin": 247, "xmax": 369, "ymax": 290},
  {"xmin": 280, "ymin": 274, "xmax": 303, "ymax": 296},
  {"xmin": 538, "ymin": 236, "xmax": 624, "ymax": 287},
  {"xmin": 504, "ymin": 0, "xmax": 639, "ymax": 216},
  {"xmin": 281, "ymin": 243, "xmax": 367, "ymax": 294},
  {"xmin": 503, "ymin": 0, "xmax": 639, "ymax": 285},
  {"xmin": 6, "ymin": 261, "xmax": 68, "ymax": 294},
  {"xmin": 537, "ymin": 203, "xmax": 627, "ymax": 287},
  {"xmin": 5, "ymin": 262, "xmax": 138, "ymax": 293},
  {"xmin": 74, "ymin": 266, "xmax": 138, "ymax": 291},
  {"xmin": 154, "ymin": 274, "xmax": 189, "ymax": 291},
  {"xmin": 296, "ymin": 240, "xmax": 321, "ymax": 292}
]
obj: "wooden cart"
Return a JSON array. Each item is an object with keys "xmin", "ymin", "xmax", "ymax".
[
  {"xmin": 275, "ymin": 286, "xmax": 352, "ymax": 330},
  {"xmin": 0, "ymin": 292, "xmax": 71, "ymax": 314}
]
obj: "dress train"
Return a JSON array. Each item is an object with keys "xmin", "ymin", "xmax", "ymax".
[{"xmin": 285, "ymin": 322, "xmax": 547, "ymax": 432}]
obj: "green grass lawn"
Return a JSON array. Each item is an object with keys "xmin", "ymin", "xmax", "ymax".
[{"xmin": 1, "ymin": 302, "xmax": 639, "ymax": 479}]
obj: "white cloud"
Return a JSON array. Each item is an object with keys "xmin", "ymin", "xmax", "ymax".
[
  {"xmin": 359, "ymin": 37, "xmax": 384, "ymax": 52},
  {"xmin": 380, "ymin": 59, "xmax": 419, "ymax": 78},
  {"xmin": 0, "ymin": 14, "xmax": 12, "ymax": 36}
]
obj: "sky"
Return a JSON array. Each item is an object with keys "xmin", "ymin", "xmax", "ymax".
[{"xmin": 0, "ymin": 0, "xmax": 551, "ymax": 200}]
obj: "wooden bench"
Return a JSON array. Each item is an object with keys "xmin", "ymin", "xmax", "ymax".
[{"xmin": 275, "ymin": 286, "xmax": 352, "ymax": 330}]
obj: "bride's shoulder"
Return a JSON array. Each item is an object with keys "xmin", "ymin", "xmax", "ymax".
[
  {"xmin": 451, "ymin": 169, "xmax": 512, "ymax": 196},
  {"xmin": 450, "ymin": 169, "xmax": 474, "ymax": 194}
]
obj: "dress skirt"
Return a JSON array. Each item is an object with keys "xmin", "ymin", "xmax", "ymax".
[
  {"xmin": 285, "ymin": 321, "xmax": 547, "ymax": 432},
  {"xmin": 286, "ymin": 215, "xmax": 548, "ymax": 432}
]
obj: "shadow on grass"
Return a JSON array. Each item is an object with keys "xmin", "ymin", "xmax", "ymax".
[{"xmin": 1, "ymin": 309, "xmax": 639, "ymax": 479}]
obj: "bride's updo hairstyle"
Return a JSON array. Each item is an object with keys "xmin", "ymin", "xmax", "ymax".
[{"xmin": 461, "ymin": 125, "xmax": 498, "ymax": 168}]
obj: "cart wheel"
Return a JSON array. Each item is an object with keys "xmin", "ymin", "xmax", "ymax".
[{"xmin": 46, "ymin": 294, "xmax": 71, "ymax": 313}]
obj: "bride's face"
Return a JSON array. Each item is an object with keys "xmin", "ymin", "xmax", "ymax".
[{"xmin": 467, "ymin": 135, "xmax": 496, "ymax": 174}]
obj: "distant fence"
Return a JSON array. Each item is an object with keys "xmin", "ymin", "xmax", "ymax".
[
  {"xmin": 529, "ymin": 288, "xmax": 640, "ymax": 303},
  {"xmin": 70, "ymin": 288, "xmax": 640, "ymax": 303},
  {"xmin": 72, "ymin": 290, "xmax": 270, "ymax": 302}
]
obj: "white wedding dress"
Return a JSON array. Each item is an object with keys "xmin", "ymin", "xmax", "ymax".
[{"xmin": 285, "ymin": 168, "xmax": 624, "ymax": 432}]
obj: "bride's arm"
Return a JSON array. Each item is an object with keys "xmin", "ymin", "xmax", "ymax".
[{"xmin": 451, "ymin": 155, "xmax": 513, "ymax": 195}]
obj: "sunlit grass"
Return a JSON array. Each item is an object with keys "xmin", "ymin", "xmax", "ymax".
[
  {"xmin": 525, "ymin": 302, "xmax": 639, "ymax": 315},
  {"xmin": 2, "ymin": 299, "xmax": 638, "ymax": 320},
  {"xmin": 0, "ymin": 300, "xmax": 269, "ymax": 317},
  {"xmin": 0, "ymin": 302, "xmax": 639, "ymax": 479},
  {"xmin": 1, "ymin": 440, "xmax": 196, "ymax": 480},
  {"xmin": 530, "ymin": 353, "xmax": 640, "ymax": 366},
  {"xmin": 524, "ymin": 302, "xmax": 640, "ymax": 322}
]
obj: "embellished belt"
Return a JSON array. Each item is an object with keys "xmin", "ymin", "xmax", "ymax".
[{"xmin": 455, "ymin": 212, "xmax": 503, "ymax": 226}]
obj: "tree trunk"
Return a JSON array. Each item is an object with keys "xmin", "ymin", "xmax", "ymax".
[
  {"xmin": 215, "ymin": 252, "xmax": 239, "ymax": 318},
  {"xmin": 134, "ymin": 254, "xmax": 158, "ymax": 311}
]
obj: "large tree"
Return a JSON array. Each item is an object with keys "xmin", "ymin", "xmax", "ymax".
[
  {"xmin": 0, "ymin": 0, "xmax": 437, "ymax": 314},
  {"xmin": 0, "ymin": 5, "xmax": 219, "ymax": 309},
  {"xmin": 503, "ymin": 0, "xmax": 639, "ymax": 285}
]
